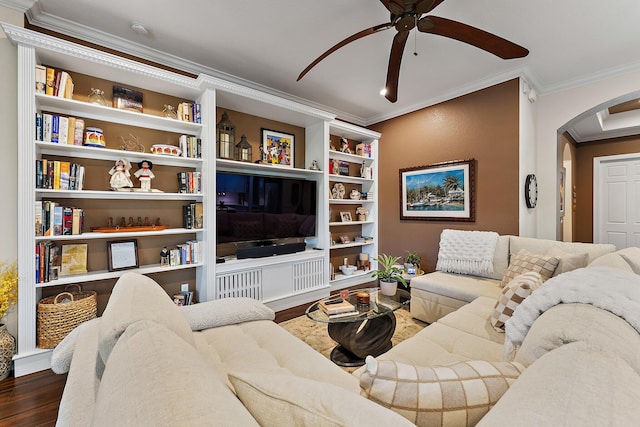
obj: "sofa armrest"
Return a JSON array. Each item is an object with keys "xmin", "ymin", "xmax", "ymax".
[{"xmin": 181, "ymin": 297, "xmax": 275, "ymax": 331}]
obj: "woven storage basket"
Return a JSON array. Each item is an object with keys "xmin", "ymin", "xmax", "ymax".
[{"xmin": 37, "ymin": 285, "xmax": 97, "ymax": 349}]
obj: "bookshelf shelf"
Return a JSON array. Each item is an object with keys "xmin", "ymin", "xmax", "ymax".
[
  {"xmin": 329, "ymin": 199, "xmax": 374, "ymax": 205},
  {"xmin": 36, "ymin": 94, "xmax": 203, "ymax": 134},
  {"xmin": 328, "ymin": 149, "xmax": 374, "ymax": 164},
  {"xmin": 36, "ymin": 142, "xmax": 203, "ymax": 167},
  {"xmin": 327, "ymin": 175, "xmax": 374, "ymax": 185},
  {"xmin": 328, "ymin": 220, "xmax": 375, "ymax": 226},
  {"xmin": 216, "ymin": 158, "xmax": 323, "ymax": 179},
  {"xmin": 36, "ymin": 227, "xmax": 202, "ymax": 241},
  {"xmin": 330, "ymin": 241, "xmax": 374, "ymax": 249},
  {"xmin": 35, "ymin": 263, "xmax": 203, "ymax": 288},
  {"xmin": 36, "ymin": 189, "xmax": 203, "ymax": 200}
]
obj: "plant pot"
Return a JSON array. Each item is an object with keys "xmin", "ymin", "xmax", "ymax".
[
  {"xmin": 379, "ymin": 280, "xmax": 398, "ymax": 296},
  {"xmin": 0, "ymin": 324, "xmax": 16, "ymax": 381}
]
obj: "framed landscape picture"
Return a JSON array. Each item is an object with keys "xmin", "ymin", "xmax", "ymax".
[
  {"xmin": 400, "ymin": 159, "xmax": 476, "ymax": 221},
  {"xmin": 261, "ymin": 128, "xmax": 294, "ymax": 167}
]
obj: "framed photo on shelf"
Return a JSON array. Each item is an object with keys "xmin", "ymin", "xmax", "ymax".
[
  {"xmin": 400, "ymin": 159, "xmax": 476, "ymax": 222},
  {"xmin": 340, "ymin": 211, "xmax": 352, "ymax": 222},
  {"xmin": 339, "ymin": 235, "xmax": 351, "ymax": 244},
  {"xmin": 261, "ymin": 128, "xmax": 294, "ymax": 167},
  {"xmin": 107, "ymin": 239, "xmax": 139, "ymax": 272}
]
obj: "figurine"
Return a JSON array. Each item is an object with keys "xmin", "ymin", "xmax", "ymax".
[
  {"xmin": 160, "ymin": 246, "xmax": 170, "ymax": 267},
  {"xmin": 108, "ymin": 158, "xmax": 133, "ymax": 190},
  {"xmin": 340, "ymin": 137, "xmax": 351, "ymax": 154},
  {"xmin": 134, "ymin": 160, "xmax": 155, "ymax": 192},
  {"xmin": 309, "ymin": 160, "xmax": 320, "ymax": 171}
]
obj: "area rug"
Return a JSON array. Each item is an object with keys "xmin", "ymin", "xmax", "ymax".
[{"xmin": 280, "ymin": 308, "xmax": 426, "ymax": 366}]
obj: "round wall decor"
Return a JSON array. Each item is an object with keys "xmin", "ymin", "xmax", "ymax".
[{"xmin": 525, "ymin": 174, "xmax": 538, "ymax": 208}]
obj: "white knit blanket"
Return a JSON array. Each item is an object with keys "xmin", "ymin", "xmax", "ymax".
[
  {"xmin": 504, "ymin": 266, "xmax": 640, "ymax": 359},
  {"xmin": 436, "ymin": 229, "xmax": 499, "ymax": 276}
]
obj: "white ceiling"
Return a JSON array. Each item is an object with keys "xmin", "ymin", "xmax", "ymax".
[{"xmin": 4, "ymin": 0, "xmax": 640, "ymax": 129}]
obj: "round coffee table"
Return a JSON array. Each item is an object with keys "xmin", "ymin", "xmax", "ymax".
[{"xmin": 306, "ymin": 288, "xmax": 410, "ymax": 367}]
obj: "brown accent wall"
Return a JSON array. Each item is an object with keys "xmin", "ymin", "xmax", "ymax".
[
  {"xmin": 369, "ymin": 79, "xmax": 520, "ymax": 271},
  {"xmin": 575, "ymin": 135, "xmax": 640, "ymax": 242}
]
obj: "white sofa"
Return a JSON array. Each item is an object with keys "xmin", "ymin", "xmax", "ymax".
[
  {"xmin": 352, "ymin": 248, "xmax": 640, "ymax": 425},
  {"xmin": 53, "ymin": 272, "xmax": 413, "ymax": 427},
  {"xmin": 410, "ymin": 234, "xmax": 616, "ymax": 324}
]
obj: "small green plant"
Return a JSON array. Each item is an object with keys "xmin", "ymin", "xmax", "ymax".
[
  {"xmin": 371, "ymin": 254, "xmax": 407, "ymax": 288},
  {"xmin": 405, "ymin": 251, "xmax": 421, "ymax": 267}
]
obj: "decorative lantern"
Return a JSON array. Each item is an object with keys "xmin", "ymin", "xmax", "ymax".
[
  {"xmin": 235, "ymin": 134, "xmax": 252, "ymax": 162},
  {"xmin": 216, "ymin": 111, "xmax": 235, "ymax": 159}
]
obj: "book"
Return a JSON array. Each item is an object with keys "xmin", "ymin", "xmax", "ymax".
[
  {"xmin": 59, "ymin": 161, "xmax": 70, "ymax": 190},
  {"xmin": 319, "ymin": 299, "xmax": 356, "ymax": 315},
  {"xmin": 52, "ymin": 206, "xmax": 63, "ymax": 236},
  {"xmin": 51, "ymin": 115, "xmax": 59, "ymax": 143},
  {"xmin": 67, "ymin": 117, "xmax": 76, "ymax": 145},
  {"xmin": 35, "ymin": 113, "xmax": 43, "ymax": 141},
  {"xmin": 62, "ymin": 206, "xmax": 73, "ymax": 235},
  {"xmin": 73, "ymin": 118, "xmax": 85, "ymax": 145},
  {"xmin": 112, "ymin": 85, "xmax": 143, "ymax": 112},
  {"xmin": 35, "ymin": 65, "xmax": 46, "ymax": 94},
  {"xmin": 35, "ymin": 201, "xmax": 43, "ymax": 236},
  {"xmin": 60, "ymin": 244, "xmax": 88, "ymax": 276},
  {"xmin": 71, "ymin": 208, "xmax": 83, "ymax": 235},
  {"xmin": 194, "ymin": 202, "xmax": 203, "ymax": 229},
  {"xmin": 42, "ymin": 113, "xmax": 52, "ymax": 142},
  {"xmin": 53, "ymin": 160, "xmax": 61, "ymax": 190},
  {"xmin": 58, "ymin": 116, "xmax": 69, "ymax": 144},
  {"xmin": 45, "ymin": 67, "xmax": 55, "ymax": 95}
]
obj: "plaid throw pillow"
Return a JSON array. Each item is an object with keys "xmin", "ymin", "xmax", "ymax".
[
  {"xmin": 360, "ymin": 357, "xmax": 525, "ymax": 426},
  {"xmin": 491, "ymin": 272, "xmax": 543, "ymax": 331},
  {"xmin": 501, "ymin": 250, "xmax": 558, "ymax": 287}
]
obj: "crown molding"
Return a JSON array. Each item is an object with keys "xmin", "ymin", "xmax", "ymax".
[
  {"xmin": 23, "ymin": 6, "xmax": 362, "ymax": 125},
  {"xmin": 363, "ymin": 67, "xmax": 536, "ymax": 126},
  {"xmin": 0, "ymin": 0, "xmax": 34, "ymax": 13}
]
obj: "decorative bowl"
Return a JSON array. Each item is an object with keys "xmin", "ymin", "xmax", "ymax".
[
  {"xmin": 340, "ymin": 265, "xmax": 357, "ymax": 275},
  {"xmin": 151, "ymin": 144, "xmax": 182, "ymax": 156}
]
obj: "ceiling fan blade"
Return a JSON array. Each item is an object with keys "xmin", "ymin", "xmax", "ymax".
[
  {"xmin": 380, "ymin": 0, "xmax": 406, "ymax": 15},
  {"xmin": 415, "ymin": 0, "xmax": 446, "ymax": 15},
  {"xmin": 385, "ymin": 30, "xmax": 410, "ymax": 103},
  {"xmin": 297, "ymin": 23, "xmax": 393, "ymax": 81},
  {"xmin": 418, "ymin": 16, "xmax": 528, "ymax": 59}
]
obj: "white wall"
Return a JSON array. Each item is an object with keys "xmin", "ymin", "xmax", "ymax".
[
  {"xmin": 519, "ymin": 78, "xmax": 537, "ymax": 237},
  {"xmin": 535, "ymin": 70, "xmax": 640, "ymax": 239},
  {"xmin": 0, "ymin": 7, "xmax": 22, "ymax": 336}
]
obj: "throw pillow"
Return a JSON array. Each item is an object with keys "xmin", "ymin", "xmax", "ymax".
[
  {"xmin": 491, "ymin": 272, "xmax": 543, "ymax": 331},
  {"xmin": 545, "ymin": 247, "xmax": 589, "ymax": 276},
  {"xmin": 359, "ymin": 357, "xmax": 525, "ymax": 426},
  {"xmin": 228, "ymin": 371, "xmax": 414, "ymax": 427},
  {"xmin": 500, "ymin": 250, "xmax": 559, "ymax": 287}
]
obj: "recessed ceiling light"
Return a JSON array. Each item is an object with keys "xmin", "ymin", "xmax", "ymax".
[
  {"xmin": 131, "ymin": 22, "xmax": 149, "ymax": 36},
  {"xmin": 379, "ymin": 88, "xmax": 387, "ymax": 96}
]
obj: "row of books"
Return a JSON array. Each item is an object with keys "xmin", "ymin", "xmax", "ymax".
[
  {"xmin": 35, "ymin": 201, "xmax": 84, "ymax": 237},
  {"xmin": 177, "ymin": 102, "xmax": 202, "ymax": 124},
  {"xmin": 178, "ymin": 135, "xmax": 202, "ymax": 159},
  {"xmin": 183, "ymin": 203, "xmax": 204, "ymax": 230},
  {"xmin": 177, "ymin": 171, "xmax": 202, "ymax": 194},
  {"xmin": 36, "ymin": 242, "xmax": 88, "ymax": 283},
  {"xmin": 355, "ymin": 143, "xmax": 373, "ymax": 158},
  {"xmin": 36, "ymin": 159, "xmax": 85, "ymax": 191},
  {"xmin": 167, "ymin": 240, "xmax": 202, "ymax": 266},
  {"xmin": 173, "ymin": 290, "xmax": 195, "ymax": 306},
  {"xmin": 35, "ymin": 113, "xmax": 85, "ymax": 145},
  {"xmin": 35, "ymin": 65, "xmax": 74, "ymax": 99}
]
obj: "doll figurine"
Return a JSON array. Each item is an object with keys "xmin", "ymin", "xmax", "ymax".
[
  {"xmin": 134, "ymin": 160, "xmax": 155, "ymax": 192},
  {"xmin": 109, "ymin": 158, "xmax": 133, "ymax": 190},
  {"xmin": 340, "ymin": 137, "xmax": 351, "ymax": 154}
]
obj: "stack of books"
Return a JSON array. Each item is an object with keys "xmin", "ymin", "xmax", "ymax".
[{"xmin": 318, "ymin": 298, "xmax": 360, "ymax": 319}]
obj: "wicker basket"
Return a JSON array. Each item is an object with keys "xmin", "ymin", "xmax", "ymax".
[{"xmin": 37, "ymin": 285, "xmax": 97, "ymax": 349}]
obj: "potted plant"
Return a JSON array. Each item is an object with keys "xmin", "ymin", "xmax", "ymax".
[
  {"xmin": 371, "ymin": 254, "xmax": 407, "ymax": 296},
  {"xmin": 404, "ymin": 251, "xmax": 421, "ymax": 273},
  {"xmin": 0, "ymin": 262, "xmax": 17, "ymax": 381}
]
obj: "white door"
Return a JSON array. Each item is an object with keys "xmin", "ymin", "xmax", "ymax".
[{"xmin": 594, "ymin": 153, "xmax": 640, "ymax": 249}]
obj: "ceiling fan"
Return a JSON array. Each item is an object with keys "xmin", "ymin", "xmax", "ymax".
[{"xmin": 297, "ymin": 0, "xmax": 529, "ymax": 103}]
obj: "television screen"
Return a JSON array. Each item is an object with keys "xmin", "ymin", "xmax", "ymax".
[{"xmin": 216, "ymin": 173, "xmax": 317, "ymax": 246}]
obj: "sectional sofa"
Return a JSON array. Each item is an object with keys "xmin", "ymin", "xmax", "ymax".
[{"xmin": 53, "ymin": 243, "xmax": 640, "ymax": 426}]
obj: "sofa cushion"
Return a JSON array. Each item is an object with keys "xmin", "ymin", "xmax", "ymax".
[
  {"xmin": 509, "ymin": 236, "xmax": 615, "ymax": 263},
  {"xmin": 228, "ymin": 371, "xmax": 414, "ymax": 427},
  {"xmin": 98, "ymin": 272, "xmax": 195, "ymax": 366},
  {"xmin": 478, "ymin": 342, "xmax": 640, "ymax": 427},
  {"xmin": 436, "ymin": 229, "xmax": 500, "ymax": 277},
  {"xmin": 181, "ymin": 297, "xmax": 274, "ymax": 331},
  {"xmin": 588, "ymin": 252, "xmax": 634, "ymax": 272},
  {"xmin": 618, "ymin": 246, "xmax": 640, "ymax": 274},
  {"xmin": 411, "ymin": 271, "xmax": 502, "ymax": 303},
  {"xmin": 546, "ymin": 247, "xmax": 589, "ymax": 276},
  {"xmin": 195, "ymin": 319, "xmax": 359, "ymax": 392},
  {"xmin": 359, "ymin": 357, "xmax": 524, "ymax": 426},
  {"xmin": 486, "ymin": 235, "xmax": 510, "ymax": 280},
  {"xmin": 491, "ymin": 272, "xmax": 542, "ymax": 331},
  {"xmin": 93, "ymin": 320, "xmax": 259, "ymax": 427},
  {"xmin": 500, "ymin": 250, "xmax": 559, "ymax": 287}
]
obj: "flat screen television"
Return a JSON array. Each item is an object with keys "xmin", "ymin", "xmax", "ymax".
[{"xmin": 216, "ymin": 172, "xmax": 317, "ymax": 257}]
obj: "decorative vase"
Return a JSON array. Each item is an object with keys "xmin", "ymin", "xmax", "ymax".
[
  {"xmin": 0, "ymin": 324, "xmax": 16, "ymax": 381},
  {"xmin": 379, "ymin": 280, "xmax": 398, "ymax": 296}
]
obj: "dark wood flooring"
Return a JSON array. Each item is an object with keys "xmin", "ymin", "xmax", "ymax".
[{"xmin": 0, "ymin": 301, "xmax": 312, "ymax": 425}]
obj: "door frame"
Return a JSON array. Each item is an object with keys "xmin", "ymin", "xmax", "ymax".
[{"xmin": 593, "ymin": 152, "xmax": 640, "ymax": 245}]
